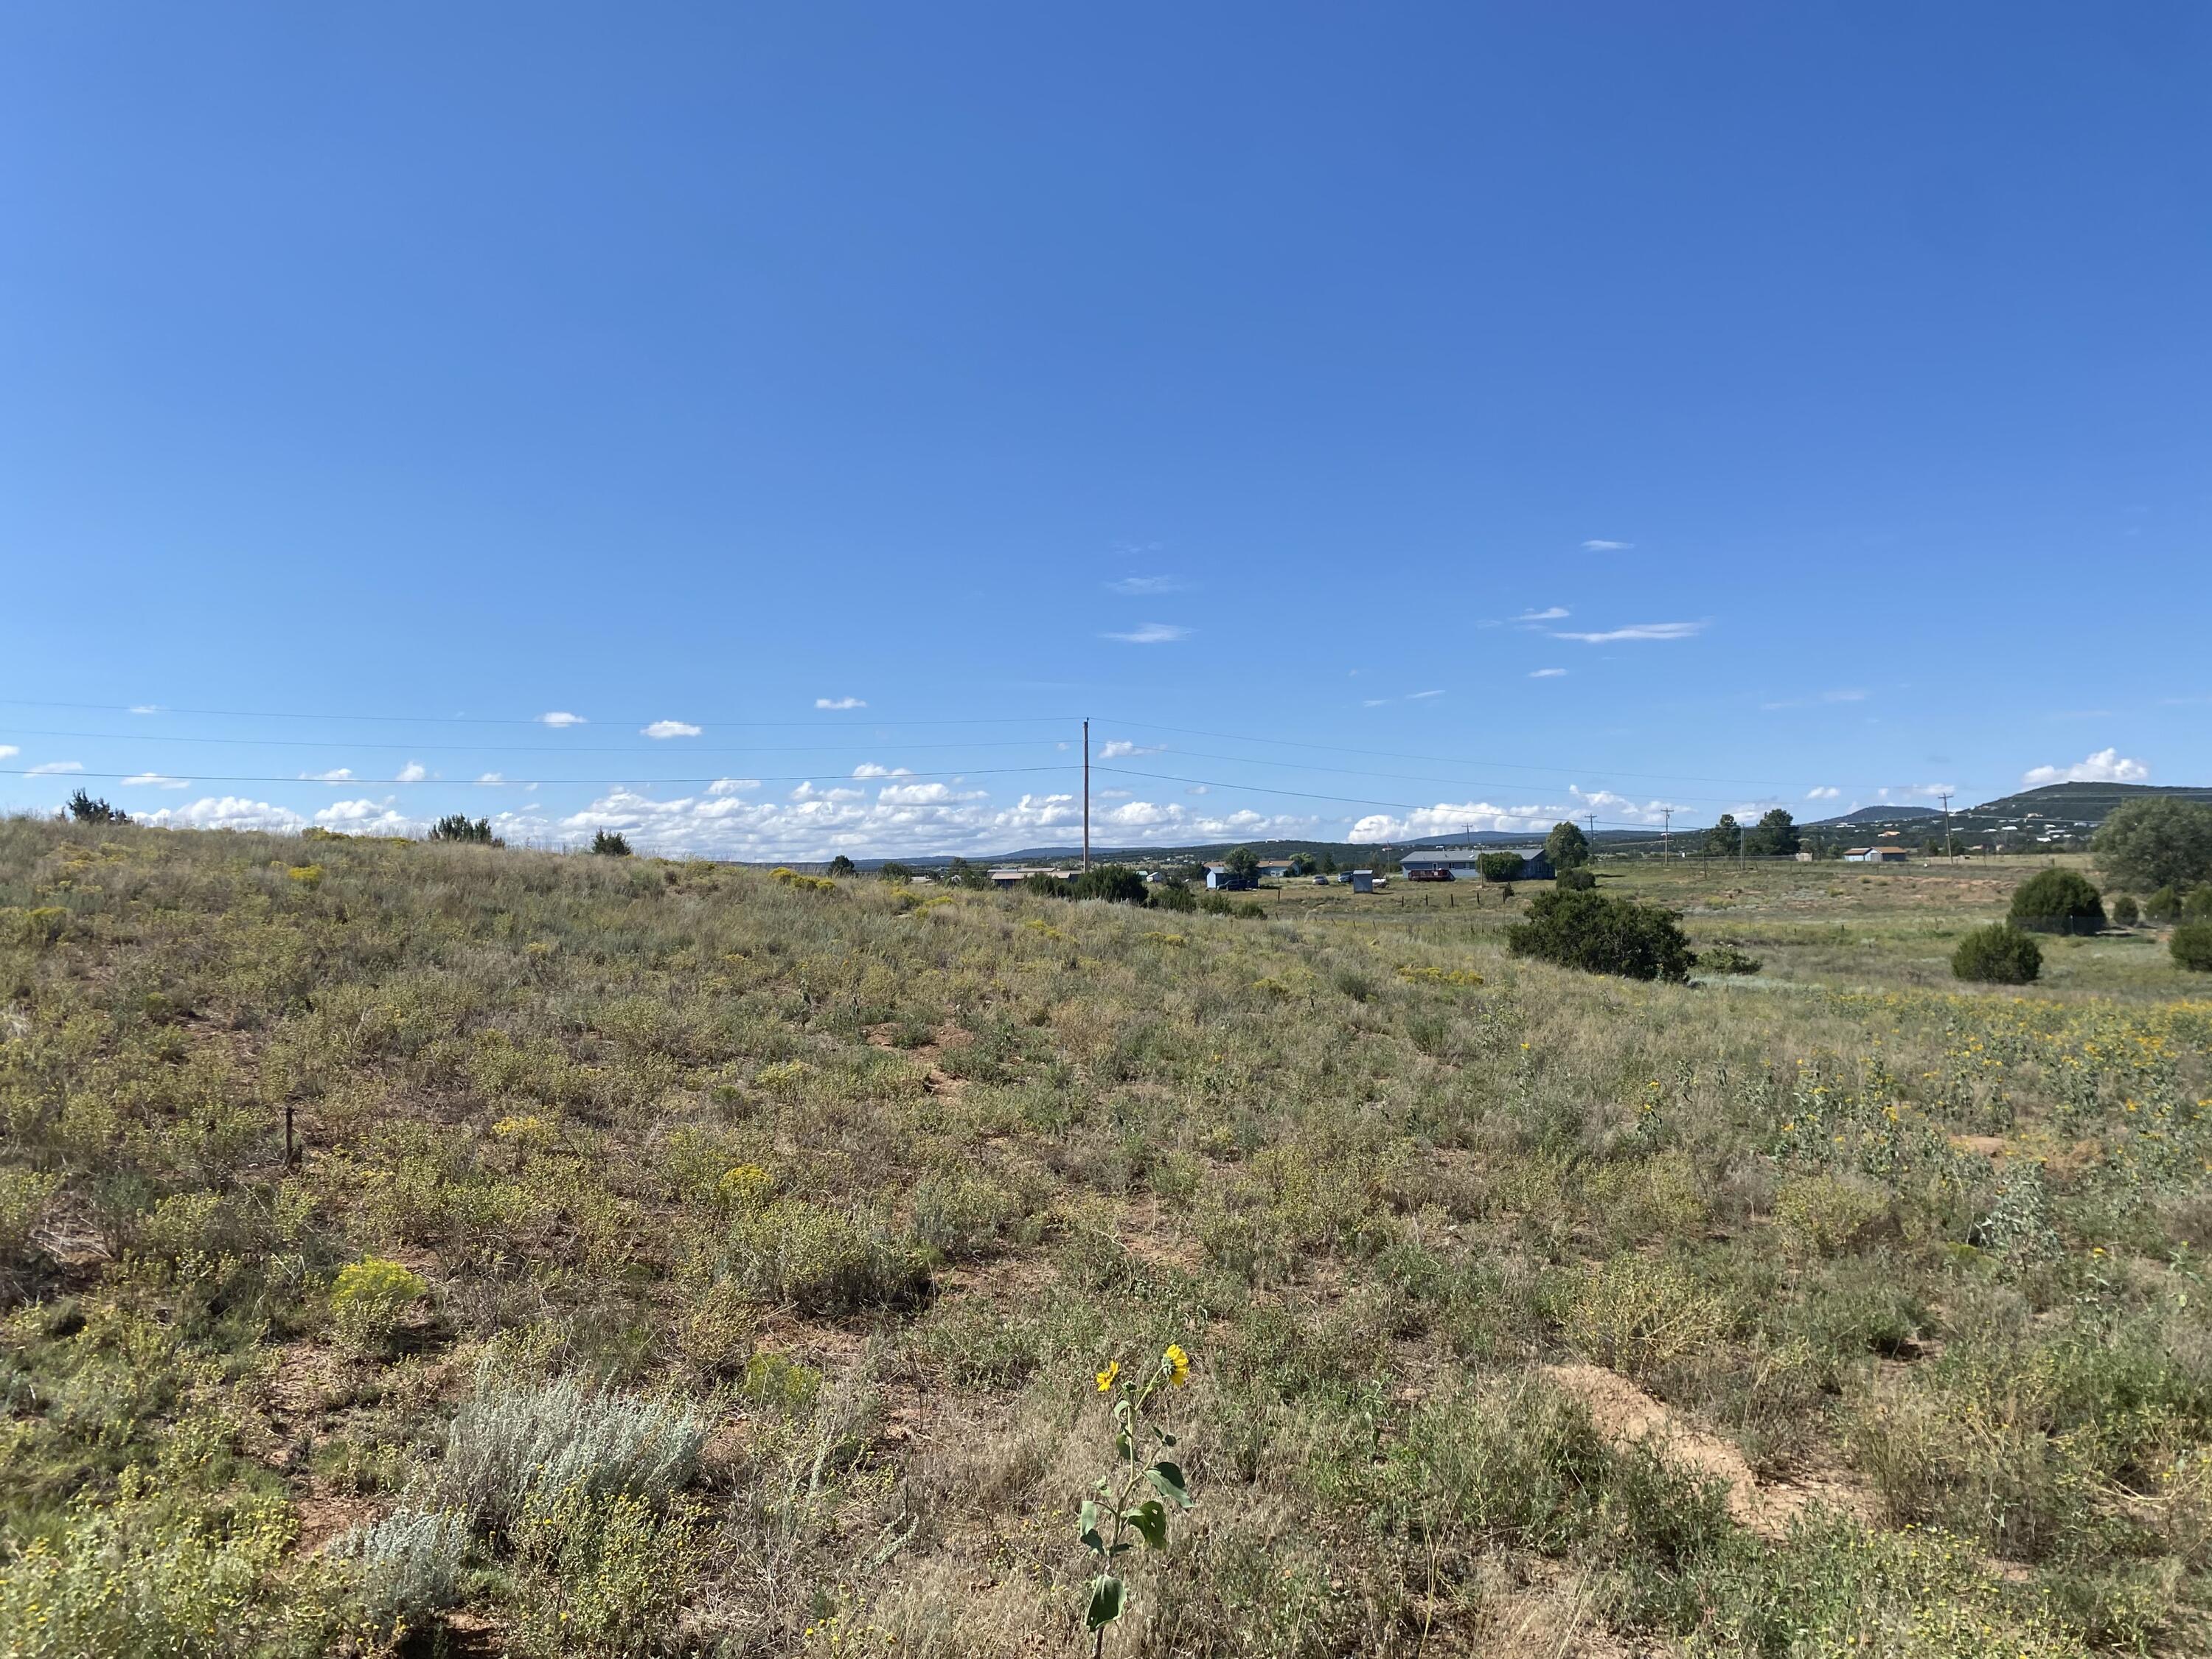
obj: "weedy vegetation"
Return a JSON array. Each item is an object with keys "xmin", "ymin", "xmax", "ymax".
[{"xmin": 1, "ymin": 816, "xmax": 2209, "ymax": 1655}]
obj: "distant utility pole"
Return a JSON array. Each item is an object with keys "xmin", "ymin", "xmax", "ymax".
[
  {"xmin": 1585, "ymin": 811, "xmax": 1596, "ymax": 856},
  {"xmin": 1661, "ymin": 807, "xmax": 1672, "ymax": 862},
  {"xmin": 1739, "ymin": 819, "xmax": 1747, "ymax": 871},
  {"xmin": 1938, "ymin": 791, "xmax": 1955, "ymax": 865},
  {"xmin": 1082, "ymin": 717, "xmax": 1091, "ymax": 872}
]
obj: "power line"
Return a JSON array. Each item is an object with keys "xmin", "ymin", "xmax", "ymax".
[
  {"xmin": 0, "ymin": 698, "xmax": 1077, "ymax": 730},
  {"xmin": 0, "ymin": 727, "xmax": 1066, "ymax": 759},
  {"xmin": 3, "ymin": 764, "xmax": 1076, "ymax": 789}
]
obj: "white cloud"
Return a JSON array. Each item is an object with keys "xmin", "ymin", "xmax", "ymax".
[
  {"xmin": 1361, "ymin": 698, "xmax": 1390, "ymax": 707},
  {"xmin": 1529, "ymin": 668, "xmax": 1567, "ymax": 679},
  {"xmin": 128, "ymin": 705, "xmax": 160, "ymax": 715},
  {"xmin": 1186, "ymin": 785, "xmax": 1211, "ymax": 796},
  {"xmin": 1096, "ymin": 788, "xmax": 1134, "ymax": 800},
  {"xmin": 27, "ymin": 761, "xmax": 83, "ymax": 775},
  {"xmin": 1806, "ymin": 785, "xmax": 1842, "ymax": 800},
  {"xmin": 1102, "ymin": 622, "xmax": 1190, "ymax": 644},
  {"xmin": 476, "ymin": 772, "xmax": 506, "ymax": 785},
  {"xmin": 1552, "ymin": 622, "xmax": 1704, "ymax": 644},
  {"xmin": 314, "ymin": 798, "xmax": 429, "ymax": 836},
  {"xmin": 1581, "ymin": 539, "xmax": 1633, "ymax": 552},
  {"xmin": 1098, "ymin": 740, "xmax": 1164, "ymax": 759},
  {"xmin": 140, "ymin": 796, "xmax": 307, "ymax": 832},
  {"xmin": 789, "ymin": 782, "xmax": 864, "ymax": 802},
  {"xmin": 641, "ymin": 720, "xmax": 702, "ymax": 740},
  {"xmin": 851, "ymin": 762, "xmax": 914, "ymax": 778},
  {"xmin": 302, "ymin": 768, "xmax": 355, "ymax": 783},
  {"xmin": 2022, "ymin": 748, "xmax": 2149, "ymax": 787},
  {"xmin": 538, "ymin": 711, "xmax": 587, "ymax": 727},
  {"xmin": 707, "ymin": 778, "xmax": 759, "ymax": 795},
  {"xmin": 1354, "ymin": 787, "xmax": 1680, "ymax": 843},
  {"xmin": 395, "ymin": 762, "xmax": 428, "ymax": 782},
  {"xmin": 0, "ymin": 745, "xmax": 16, "ymax": 760},
  {"xmin": 1516, "ymin": 607, "xmax": 1570, "ymax": 622},
  {"xmin": 815, "ymin": 696, "xmax": 866, "ymax": 711},
  {"xmin": 1889, "ymin": 782, "xmax": 1958, "ymax": 802},
  {"xmin": 1107, "ymin": 575, "xmax": 1184, "ymax": 595},
  {"xmin": 877, "ymin": 781, "xmax": 987, "ymax": 805},
  {"xmin": 121, "ymin": 773, "xmax": 189, "ymax": 789},
  {"xmin": 1405, "ymin": 689, "xmax": 1445, "ymax": 700}
]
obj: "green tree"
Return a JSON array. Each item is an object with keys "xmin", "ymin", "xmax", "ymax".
[
  {"xmin": 431, "ymin": 815, "xmax": 494, "ymax": 844},
  {"xmin": 1022, "ymin": 872, "xmax": 1073, "ymax": 898},
  {"xmin": 943, "ymin": 858, "xmax": 992, "ymax": 891},
  {"xmin": 2173, "ymin": 922, "xmax": 2212, "ymax": 973},
  {"xmin": 590, "ymin": 830, "xmax": 632, "ymax": 857},
  {"xmin": 1222, "ymin": 846, "xmax": 1261, "ymax": 883},
  {"xmin": 1543, "ymin": 821, "xmax": 1590, "ymax": 872},
  {"xmin": 1747, "ymin": 809, "xmax": 1800, "ymax": 858},
  {"xmin": 1506, "ymin": 889, "xmax": 1692, "ymax": 982},
  {"xmin": 2109, "ymin": 894, "xmax": 2139, "ymax": 927},
  {"xmin": 1705, "ymin": 814, "xmax": 1740, "ymax": 858},
  {"xmin": 64, "ymin": 789, "xmax": 128, "ymax": 825},
  {"xmin": 878, "ymin": 861, "xmax": 915, "ymax": 883},
  {"xmin": 2093, "ymin": 797, "xmax": 2212, "ymax": 893},
  {"xmin": 826, "ymin": 855, "xmax": 857, "ymax": 878},
  {"xmin": 1475, "ymin": 852, "xmax": 1526, "ymax": 883},
  {"xmin": 2008, "ymin": 868, "xmax": 2105, "ymax": 935},
  {"xmin": 1952, "ymin": 924, "xmax": 2042, "ymax": 984}
]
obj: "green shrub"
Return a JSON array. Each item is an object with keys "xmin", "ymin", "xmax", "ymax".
[
  {"xmin": 507, "ymin": 1486, "xmax": 702, "ymax": 1659},
  {"xmin": 422, "ymin": 1367, "xmax": 706, "ymax": 1534},
  {"xmin": 22, "ymin": 905, "xmax": 67, "ymax": 945},
  {"xmin": 1507, "ymin": 889, "xmax": 1693, "ymax": 982},
  {"xmin": 0, "ymin": 1472, "xmax": 336, "ymax": 1658},
  {"xmin": 826, "ymin": 854, "xmax": 857, "ymax": 877},
  {"xmin": 1021, "ymin": 871, "xmax": 1071, "ymax": 897},
  {"xmin": 1070, "ymin": 863, "xmax": 1147, "ymax": 905},
  {"xmin": 0, "ymin": 1166, "xmax": 63, "ymax": 1263},
  {"xmin": 1559, "ymin": 1256, "xmax": 1729, "ymax": 1380},
  {"xmin": 333, "ymin": 1506, "xmax": 468, "ymax": 1631},
  {"xmin": 1952, "ymin": 923, "xmax": 2042, "ymax": 984},
  {"xmin": 877, "ymin": 860, "xmax": 914, "ymax": 883},
  {"xmin": 1556, "ymin": 866, "xmax": 1597, "ymax": 892},
  {"xmin": 1477, "ymin": 851, "xmax": 1526, "ymax": 883},
  {"xmin": 1694, "ymin": 944, "xmax": 1761, "ymax": 975},
  {"xmin": 329, "ymin": 1256, "xmax": 428, "ymax": 1352},
  {"xmin": 2107, "ymin": 893, "xmax": 2138, "ymax": 927},
  {"xmin": 1152, "ymin": 878, "xmax": 1197, "ymax": 912},
  {"xmin": 2172, "ymin": 922, "xmax": 2212, "ymax": 973},
  {"xmin": 2007, "ymin": 869, "xmax": 2104, "ymax": 935},
  {"xmin": 722, "ymin": 1197, "xmax": 928, "ymax": 1313},
  {"xmin": 1773, "ymin": 1173, "xmax": 1889, "ymax": 1259},
  {"xmin": 2187, "ymin": 885, "xmax": 2212, "ymax": 919},
  {"xmin": 2143, "ymin": 885, "xmax": 2182, "ymax": 922},
  {"xmin": 589, "ymin": 830, "xmax": 632, "ymax": 857}
]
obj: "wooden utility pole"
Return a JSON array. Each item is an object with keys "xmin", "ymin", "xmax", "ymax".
[
  {"xmin": 1662, "ymin": 808, "xmax": 1672, "ymax": 861},
  {"xmin": 1938, "ymin": 791, "xmax": 1955, "ymax": 864},
  {"xmin": 1082, "ymin": 717, "xmax": 1091, "ymax": 872}
]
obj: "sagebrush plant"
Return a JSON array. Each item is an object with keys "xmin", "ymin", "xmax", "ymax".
[
  {"xmin": 1080, "ymin": 1344, "xmax": 1197, "ymax": 1652},
  {"xmin": 420, "ymin": 1366, "xmax": 706, "ymax": 1533},
  {"xmin": 332, "ymin": 1505, "xmax": 468, "ymax": 1632}
]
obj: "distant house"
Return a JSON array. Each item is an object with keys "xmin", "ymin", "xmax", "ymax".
[
  {"xmin": 1350, "ymin": 869, "xmax": 1375, "ymax": 893},
  {"xmin": 989, "ymin": 866, "xmax": 1067, "ymax": 886},
  {"xmin": 1794, "ymin": 850, "xmax": 1817, "ymax": 863},
  {"xmin": 1205, "ymin": 866, "xmax": 1256, "ymax": 891},
  {"xmin": 1844, "ymin": 847, "xmax": 1910, "ymax": 864},
  {"xmin": 1400, "ymin": 848, "xmax": 1486, "ymax": 882}
]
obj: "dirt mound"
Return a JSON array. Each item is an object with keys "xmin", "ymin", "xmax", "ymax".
[{"xmin": 1541, "ymin": 1363, "xmax": 1875, "ymax": 1539}]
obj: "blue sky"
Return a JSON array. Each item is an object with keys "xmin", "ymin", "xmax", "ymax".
[{"xmin": 4, "ymin": 4, "xmax": 2207, "ymax": 858}]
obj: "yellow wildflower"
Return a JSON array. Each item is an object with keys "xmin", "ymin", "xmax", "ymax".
[
  {"xmin": 1096, "ymin": 1360, "xmax": 1120, "ymax": 1392},
  {"xmin": 1164, "ymin": 1343, "xmax": 1190, "ymax": 1387}
]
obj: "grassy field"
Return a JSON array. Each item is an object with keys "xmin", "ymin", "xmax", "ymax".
[{"xmin": 3, "ymin": 817, "xmax": 2209, "ymax": 1657}]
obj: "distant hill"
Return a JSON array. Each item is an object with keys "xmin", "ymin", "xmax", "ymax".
[
  {"xmin": 1804, "ymin": 782, "xmax": 2212, "ymax": 852},
  {"xmin": 1806, "ymin": 804, "xmax": 1940, "ymax": 828}
]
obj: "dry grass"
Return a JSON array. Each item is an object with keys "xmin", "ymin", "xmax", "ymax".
[{"xmin": 1, "ymin": 817, "xmax": 2208, "ymax": 1655}]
